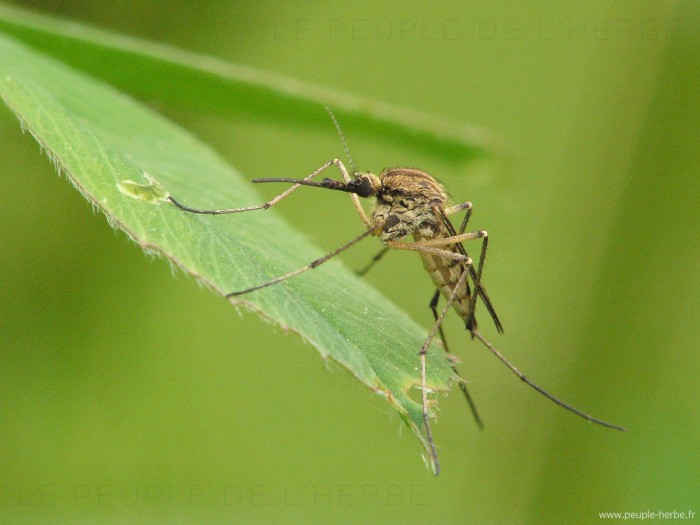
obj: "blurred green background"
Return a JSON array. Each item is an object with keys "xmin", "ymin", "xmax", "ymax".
[{"xmin": 1, "ymin": 1, "xmax": 698, "ymax": 523}]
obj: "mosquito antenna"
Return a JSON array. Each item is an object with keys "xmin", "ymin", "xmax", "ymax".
[
  {"xmin": 471, "ymin": 329, "xmax": 626, "ymax": 431},
  {"xmin": 325, "ymin": 107, "xmax": 358, "ymax": 175}
]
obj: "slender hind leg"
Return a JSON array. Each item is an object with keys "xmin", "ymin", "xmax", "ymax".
[
  {"xmin": 429, "ymin": 290, "xmax": 485, "ymax": 429},
  {"xmin": 440, "ymin": 203, "xmax": 503, "ymax": 333},
  {"xmin": 419, "ymin": 264, "xmax": 472, "ymax": 475}
]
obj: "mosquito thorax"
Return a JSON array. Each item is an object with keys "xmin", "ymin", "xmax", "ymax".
[
  {"xmin": 379, "ymin": 168, "xmax": 448, "ymax": 201},
  {"xmin": 370, "ymin": 167, "xmax": 449, "ymax": 242}
]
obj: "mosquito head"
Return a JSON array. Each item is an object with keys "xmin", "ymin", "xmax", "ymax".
[{"xmin": 346, "ymin": 172, "xmax": 382, "ymax": 198}]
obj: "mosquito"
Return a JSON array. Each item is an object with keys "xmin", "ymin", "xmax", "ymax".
[{"xmin": 166, "ymin": 108, "xmax": 625, "ymax": 474}]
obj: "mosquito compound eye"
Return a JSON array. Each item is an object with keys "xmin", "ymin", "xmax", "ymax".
[{"xmin": 349, "ymin": 176, "xmax": 374, "ymax": 198}]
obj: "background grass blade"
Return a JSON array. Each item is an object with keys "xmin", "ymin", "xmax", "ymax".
[{"xmin": 0, "ymin": 2, "xmax": 502, "ymax": 163}]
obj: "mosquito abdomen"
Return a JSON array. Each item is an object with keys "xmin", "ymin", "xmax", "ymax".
[{"xmin": 414, "ymin": 231, "xmax": 475, "ymax": 327}]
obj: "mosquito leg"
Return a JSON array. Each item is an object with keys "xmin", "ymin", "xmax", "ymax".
[
  {"xmin": 429, "ymin": 290, "xmax": 485, "ymax": 429},
  {"xmin": 348, "ymin": 189, "xmax": 371, "ymax": 228},
  {"xmin": 442, "ymin": 203, "xmax": 483, "ymax": 331},
  {"xmin": 356, "ymin": 247, "xmax": 390, "ymax": 276},
  {"xmin": 167, "ymin": 159, "xmax": 372, "ymax": 223},
  {"xmin": 444, "ymin": 201, "xmax": 473, "ymax": 228},
  {"xmin": 419, "ymin": 265, "xmax": 471, "ymax": 475},
  {"xmin": 470, "ymin": 330, "xmax": 626, "ymax": 431},
  {"xmin": 386, "ymin": 237, "xmax": 480, "ymax": 341},
  {"xmin": 459, "ymin": 204, "xmax": 473, "ymax": 235},
  {"xmin": 226, "ymin": 227, "xmax": 375, "ymax": 297},
  {"xmin": 430, "ymin": 291, "xmax": 454, "ymax": 357},
  {"xmin": 466, "ymin": 233, "xmax": 489, "ymax": 335},
  {"xmin": 385, "ymin": 242, "xmax": 473, "ymax": 262},
  {"xmin": 387, "ymin": 230, "xmax": 486, "ymax": 252},
  {"xmin": 438, "ymin": 204, "xmax": 503, "ymax": 333}
]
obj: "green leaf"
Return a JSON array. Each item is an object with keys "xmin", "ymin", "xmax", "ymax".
[
  {"xmin": 0, "ymin": 30, "xmax": 459, "ymax": 471},
  {"xmin": 0, "ymin": 2, "xmax": 502, "ymax": 163}
]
